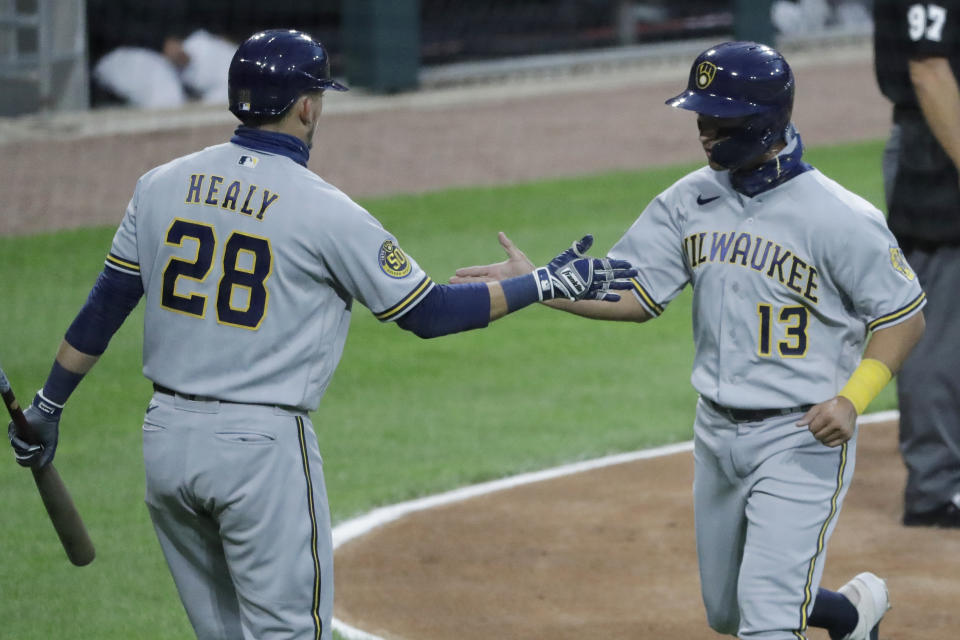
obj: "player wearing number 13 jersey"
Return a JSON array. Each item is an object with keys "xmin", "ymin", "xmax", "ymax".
[
  {"xmin": 611, "ymin": 43, "xmax": 926, "ymax": 640},
  {"xmin": 454, "ymin": 42, "xmax": 926, "ymax": 640}
]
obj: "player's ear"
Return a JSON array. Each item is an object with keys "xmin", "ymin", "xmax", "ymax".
[
  {"xmin": 294, "ymin": 95, "xmax": 309, "ymax": 124},
  {"xmin": 295, "ymin": 93, "xmax": 323, "ymax": 125}
]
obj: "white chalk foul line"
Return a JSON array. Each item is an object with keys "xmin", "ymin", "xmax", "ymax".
[{"xmin": 331, "ymin": 409, "xmax": 899, "ymax": 639}]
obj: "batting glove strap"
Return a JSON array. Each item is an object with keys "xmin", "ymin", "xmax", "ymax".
[
  {"xmin": 537, "ymin": 264, "xmax": 587, "ymax": 301},
  {"xmin": 532, "ymin": 267, "xmax": 559, "ymax": 301},
  {"xmin": 33, "ymin": 390, "xmax": 64, "ymax": 420}
]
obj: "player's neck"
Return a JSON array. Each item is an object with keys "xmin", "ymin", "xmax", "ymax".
[{"xmin": 257, "ymin": 122, "xmax": 310, "ymax": 148}]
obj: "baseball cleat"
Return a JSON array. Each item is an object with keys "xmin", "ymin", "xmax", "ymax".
[
  {"xmin": 838, "ymin": 572, "xmax": 890, "ymax": 640},
  {"xmin": 902, "ymin": 493, "xmax": 960, "ymax": 528}
]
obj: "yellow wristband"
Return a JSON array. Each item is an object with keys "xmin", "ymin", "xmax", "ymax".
[{"xmin": 838, "ymin": 358, "xmax": 892, "ymax": 414}]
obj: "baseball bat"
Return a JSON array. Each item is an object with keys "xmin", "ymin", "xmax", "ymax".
[{"xmin": 0, "ymin": 365, "xmax": 95, "ymax": 566}]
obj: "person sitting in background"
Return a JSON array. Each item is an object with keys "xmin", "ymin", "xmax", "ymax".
[{"xmin": 86, "ymin": 0, "xmax": 235, "ymax": 109}]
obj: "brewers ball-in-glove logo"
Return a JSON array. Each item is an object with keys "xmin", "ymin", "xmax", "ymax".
[
  {"xmin": 889, "ymin": 246, "xmax": 915, "ymax": 281},
  {"xmin": 378, "ymin": 240, "xmax": 412, "ymax": 278},
  {"xmin": 696, "ymin": 61, "xmax": 717, "ymax": 89}
]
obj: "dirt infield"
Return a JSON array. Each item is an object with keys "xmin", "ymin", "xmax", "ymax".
[
  {"xmin": 335, "ymin": 420, "xmax": 960, "ymax": 639},
  {"xmin": 5, "ymin": 45, "xmax": 958, "ymax": 638}
]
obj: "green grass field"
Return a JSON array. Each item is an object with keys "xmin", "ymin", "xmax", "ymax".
[{"xmin": 0, "ymin": 139, "xmax": 897, "ymax": 638}]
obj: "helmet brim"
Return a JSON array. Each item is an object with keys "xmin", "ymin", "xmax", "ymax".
[
  {"xmin": 665, "ymin": 90, "xmax": 772, "ymax": 118},
  {"xmin": 321, "ymin": 80, "xmax": 350, "ymax": 92}
]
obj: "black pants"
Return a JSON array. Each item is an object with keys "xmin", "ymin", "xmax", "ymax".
[{"xmin": 884, "ymin": 124, "xmax": 960, "ymax": 514}]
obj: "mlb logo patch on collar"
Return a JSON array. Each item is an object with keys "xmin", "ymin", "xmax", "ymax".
[{"xmin": 238, "ymin": 155, "xmax": 259, "ymax": 168}]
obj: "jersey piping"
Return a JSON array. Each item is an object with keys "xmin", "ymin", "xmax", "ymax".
[
  {"xmin": 374, "ymin": 275, "xmax": 434, "ymax": 321},
  {"xmin": 296, "ymin": 416, "xmax": 323, "ymax": 640},
  {"xmin": 105, "ymin": 252, "xmax": 141, "ymax": 275},
  {"xmin": 867, "ymin": 291, "xmax": 926, "ymax": 332},
  {"xmin": 793, "ymin": 442, "xmax": 848, "ymax": 639},
  {"xmin": 629, "ymin": 277, "xmax": 664, "ymax": 316}
]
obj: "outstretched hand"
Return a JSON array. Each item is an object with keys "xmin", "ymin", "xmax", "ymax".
[{"xmin": 451, "ymin": 232, "xmax": 535, "ymax": 284}]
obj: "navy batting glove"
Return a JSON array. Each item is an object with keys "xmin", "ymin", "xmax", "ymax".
[
  {"xmin": 536, "ymin": 235, "xmax": 637, "ymax": 302},
  {"xmin": 546, "ymin": 234, "xmax": 595, "ymax": 273},
  {"xmin": 7, "ymin": 392, "xmax": 61, "ymax": 468}
]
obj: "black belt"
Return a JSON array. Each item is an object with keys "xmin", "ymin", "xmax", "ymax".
[
  {"xmin": 153, "ymin": 383, "xmax": 232, "ymax": 404},
  {"xmin": 704, "ymin": 398, "xmax": 813, "ymax": 423}
]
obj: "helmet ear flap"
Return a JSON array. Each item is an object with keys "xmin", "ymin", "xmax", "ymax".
[{"xmin": 710, "ymin": 109, "xmax": 791, "ymax": 170}]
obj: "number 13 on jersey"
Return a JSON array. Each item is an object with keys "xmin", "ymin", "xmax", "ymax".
[
  {"xmin": 160, "ymin": 218, "xmax": 273, "ymax": 330},
  {"xmin": 757, "ymin": 303, "xmax": 809, "ymax": 358}
]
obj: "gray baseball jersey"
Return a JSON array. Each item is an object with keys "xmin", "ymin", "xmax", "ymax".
[
  {"xmin": 610, "ymin": 165, "xmax": 925, "ymax": 408},
  {"xmin": 608, "ymin": 161, "xmax": 925, "ymax": 635},
  {"xmin": 106, "ymin": 139, "xmax": 435, "ymax": 640},
  {"xmin": 107, "ymin": 141, "xmax": 434, "ymax": 411}
]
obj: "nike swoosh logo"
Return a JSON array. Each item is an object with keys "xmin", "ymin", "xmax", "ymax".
[{"xmin": 697, "ymin": 194, "xmax": 720, "ymax": 205}]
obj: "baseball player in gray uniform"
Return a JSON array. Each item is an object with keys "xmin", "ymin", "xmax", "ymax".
[
  {"xmin": 454, "ymin": 42, "xmax": 926, "ymax": 640},
  {"xmin": 6, "ymin": 30, "xmax": 636, "ymax": 640}
]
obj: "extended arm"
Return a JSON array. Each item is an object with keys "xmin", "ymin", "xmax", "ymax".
[
  {"xmin": 398, "ymin": 234, "xmax": 637, "ymax": 338},
  {"xmin": 7, "ymin": 267, "xmax": 142, "ymax": 468},
  {"xmin": 797, "ymin": 311, "xmax": 926, "ymax": 447},
  {"xmin": 450, "ymin": 232, "xmax": 651, "ymax": 324},
  {"xmin": 910, "ymin": 56, "xmax": 960, "ymax": 185}
]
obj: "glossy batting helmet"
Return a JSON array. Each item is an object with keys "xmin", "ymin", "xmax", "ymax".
[
  {"xmin": 665, "ymin": 41, "xmax": 794, "ymax": 170},
  {"xmin": 228, "ymin": 29, "xmax": 348, "ymax": 121}
]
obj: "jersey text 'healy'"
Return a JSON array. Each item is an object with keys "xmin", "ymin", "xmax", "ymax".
[{"xmin": 185, "ymin": 173, "xmax": 279, "ymax": 220}]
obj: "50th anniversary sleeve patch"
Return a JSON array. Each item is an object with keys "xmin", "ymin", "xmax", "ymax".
[{"xmin": 378, "ymin": 240, "xmax": 412, "ymax": 278}]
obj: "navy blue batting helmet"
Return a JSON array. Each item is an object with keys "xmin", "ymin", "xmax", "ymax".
[
  {"xmin": 666, "ymin": 41, "xmax": 794, "ymax": 170},
  {"xmin": 228, "ymin": 29, "xmax": 348, "ymax": 121}
]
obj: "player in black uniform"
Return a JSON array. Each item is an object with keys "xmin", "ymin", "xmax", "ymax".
[{"xmin": 874, "ymin": 0, "xmax": 960, "ymax": 527}]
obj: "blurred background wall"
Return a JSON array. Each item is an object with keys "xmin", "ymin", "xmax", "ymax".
[{"xmin": 0, "ymin": 0, "xmax": 873, "ymax": 115}]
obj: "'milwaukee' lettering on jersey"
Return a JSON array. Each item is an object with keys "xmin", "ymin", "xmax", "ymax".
[
  {"xmin": 684, "ymin": 230, "xmax": 820, "ymax": 304},
  {"xmin": 185, "ymin": 173, "xmax": 279, "ymax": 220}
]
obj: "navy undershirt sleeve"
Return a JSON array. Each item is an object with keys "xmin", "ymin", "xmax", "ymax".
[
  {"xmin": 396, "ymin": 282, "xmax": 491, "ymax": 338},
  {"xmin": 64, "ymin": 266, "xmax": 144, "ymax": 356}
]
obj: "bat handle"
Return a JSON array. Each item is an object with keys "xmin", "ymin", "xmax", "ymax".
[
  {"xmin": 2, "ymin": 387, "xmax": 38, "ymax": 444},
  {"xmin": 0, "ymin": 368, "xmax": 96, "ymax": 567}
]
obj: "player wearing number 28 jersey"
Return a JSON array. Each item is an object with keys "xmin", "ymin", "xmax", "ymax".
[
  {"xmin": 109, "ymin": 136, "xmax": 430, "ymax": 409},
  {"xmin": 6, "ymin": 30, "xmax": 637, "ymax": 640}
]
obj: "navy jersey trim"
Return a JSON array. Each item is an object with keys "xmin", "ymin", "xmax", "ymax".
[
  {"xmin": 867, "ymin": 291, "xmax": 926, "ymax": 332},
  {"xmin": 375, "ymin": 275, "xmax": 434, "ymax": 321},
  {"xmin": 630, "ymin": 278, "xmax": 664, "ymax": 316},
  {"xmin": 105, "ymin": 252, "xmax": 140, "ymax": 275},
  {"xmin": 794, "ymin": 442, "xmax": 848, "ymax": 638},
  {"xmin": 296, "ymin": 416, "xmax": 323, "ymax": 640}
]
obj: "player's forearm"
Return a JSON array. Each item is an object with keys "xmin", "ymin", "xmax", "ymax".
[
  {"xmin": 31, "ymin": 341, "xmax": 101, "ymax": 411},
  {"xmin": 837, "ymin": 311, "xmax": 925, "ymax": 414},
  {"xmin": 40, "ymin": 267, "xmax": 142, "ymax": 406},
  {"xmin": 487, "ymin": 281, "xmax": 509, "ymax": 320},
  {"xmin": 910, "ymin": 57, "xmax": 960, "ymax": 169},
  {"xmin": 862, "ymin": 310, "xmax": 926, "ymax": 375},
  {"xmin": 56, "ymin": 341, "xmax": 100, "ymax": 376},
  {"xmin": 544, "ymin": 295, "xmax": 651, "ymax": 322}
]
